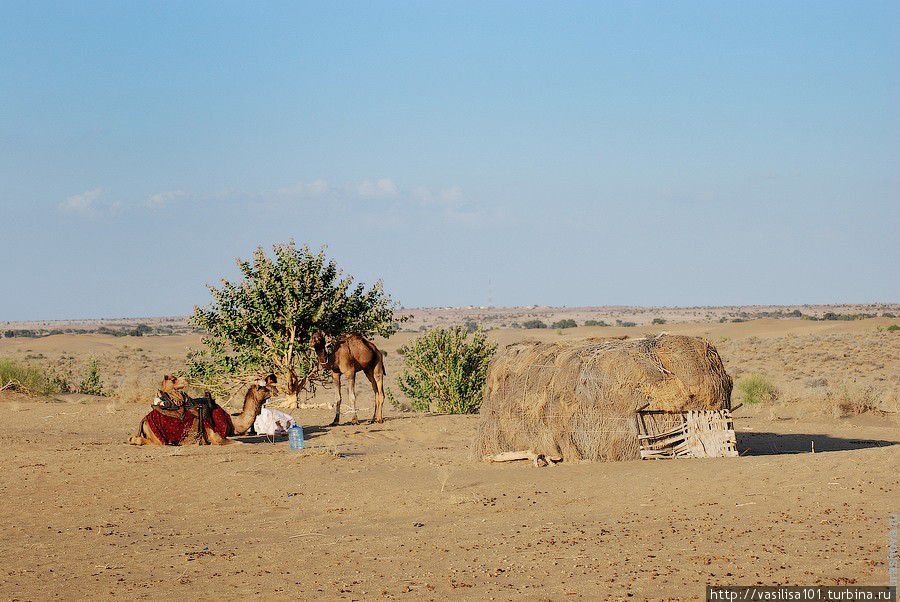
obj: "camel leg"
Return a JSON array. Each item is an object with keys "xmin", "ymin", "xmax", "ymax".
[
  {"xmin": 346, "ymin": 370, "xmax": 359, "ymax": 425},
  {"xmin": 373, "ymin": 364, "xmax": 386, "ymax": 424},
  {"xmin": 365, "ymin": 368, "xmax": 384, "ymax": 424},
  {"xmin": 365, "ymin": 369, "xmax": 378, "ymax": 423},
  {"xmin": 128, "ymin": 417, "xmax": 164, "ymax": 446},
  {"xmin": 330, "ymin": 372, "xmax": 342, "ymax": 426},
  {"xmin": 206, "ymin": 427, "xmax": 232, "ymax": 445}
]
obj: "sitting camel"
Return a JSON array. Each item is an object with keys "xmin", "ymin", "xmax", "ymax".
[
  {"xmin": 310, "ymin": 331, "xmax": 386, "ymax": 425},
  {"xmin": 128, "ymin": 375, "xmax": 278, "ymax": 446}
]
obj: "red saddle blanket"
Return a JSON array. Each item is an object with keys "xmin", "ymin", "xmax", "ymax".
[{"xmin": 146, "ymin": 405, "xmax": 233, "ymax": 445}]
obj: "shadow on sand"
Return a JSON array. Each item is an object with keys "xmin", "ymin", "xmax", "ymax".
[
  {"xmin": 738, "ymin": 432, "xmax": 898, "ymax": 456},
  {"xmin": 236, "ymin": 423, "xmax": 332, "ymax": 445}
]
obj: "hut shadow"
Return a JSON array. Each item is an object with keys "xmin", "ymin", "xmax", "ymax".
[{"xmin": 738, "ymin": 432, "xmax": 898, "ymax": 456}]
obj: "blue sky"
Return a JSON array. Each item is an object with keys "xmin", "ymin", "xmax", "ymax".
[{"xmin": 1, "ymin": 1, "xmax": 897, "ymax": 320}]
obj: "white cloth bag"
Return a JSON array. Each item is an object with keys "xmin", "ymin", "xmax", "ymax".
[{"xmin": 253, "ymin": 406, "xmax": 297, "ymax": 437}]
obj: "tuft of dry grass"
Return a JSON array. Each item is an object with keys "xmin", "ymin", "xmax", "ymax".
[{"xmin": 829, "ymin": 384, "xmax": 898, "ymax": 418}]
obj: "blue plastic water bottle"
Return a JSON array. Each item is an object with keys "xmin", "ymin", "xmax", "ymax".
[{"xmin": 288, "ymin": 425, "xmax": 305, "ymax": 450}]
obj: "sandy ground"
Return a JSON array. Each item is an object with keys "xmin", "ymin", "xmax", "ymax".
[{"xmin": 0, "ymin": 319, "xmax": 898, "ymax": 600}]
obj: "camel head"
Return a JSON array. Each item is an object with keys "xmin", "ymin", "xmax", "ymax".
[
  {"xmin": 159, "ymin": 374, "xmax": 188, "ymax": 403},
  {"xmin": 310, "ymin": 331, "xmax": 328, "ymax": 365},
  {"xmin": 248, "ymin": 374, "xmax": 279, "ymax": 404}
]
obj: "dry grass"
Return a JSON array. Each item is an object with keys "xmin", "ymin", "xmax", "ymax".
[
  {"xmin": 0, "ymin": 358, "xmax": 64, "ymax": 396},
  {"xmin": 829, "ymin": 384, "xmax": 899, "ymax": 418}
]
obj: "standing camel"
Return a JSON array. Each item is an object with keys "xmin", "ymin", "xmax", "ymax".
[{"xmin": 310, "ymin": 332, "xmax": 386, "ymax": 425}]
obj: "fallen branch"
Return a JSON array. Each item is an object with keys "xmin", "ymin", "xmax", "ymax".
[{"xmin": 482, "ymin": 450, "xmax": 562, "ymax": 467}]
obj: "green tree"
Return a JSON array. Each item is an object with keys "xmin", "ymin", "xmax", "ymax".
[
  {"xmin": 188, "ymin": 241, "xmax": 403, "ymax": 405},
  {"xmin": 395, "ymin": 326, "xmax": 497, "ymax": 414}
]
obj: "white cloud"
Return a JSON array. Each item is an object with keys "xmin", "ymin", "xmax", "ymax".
[
  {"xmin": 411, "ymin": 185, "xmax": 464, "ymax": 207},
  {"xmin": 277, "ymin": 179, "xmax": 330, "ymax": 197},
  {"xmin": 147, "ymin": 190, "xmax": 187, "ymax": 208},
  {"xmin": 59, "ymin": 188, "xmax": 104, "ymax": 213},
  {"xmin": 356, "ymin": 178, "xmax": 398, "ymax": 198}
]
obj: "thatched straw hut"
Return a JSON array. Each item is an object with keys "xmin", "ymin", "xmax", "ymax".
[{"xmin": 474, "ymin": 334, "xmax": 732, "ymax": 462}]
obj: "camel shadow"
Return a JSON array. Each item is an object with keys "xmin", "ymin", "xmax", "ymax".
[{"xmin": 737, "ymin": 432, "xmax": 898, "ymax": 456}]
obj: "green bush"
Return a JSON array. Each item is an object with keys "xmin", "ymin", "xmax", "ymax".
[
  {"xmin": 0, "ymin": 358, "xmax": 67, "ymax": 395},
  {"xmin": 551, "ymin": 319, "xmax": 577, "ymax": 329},
  {"xmin": 821, "ymin": 312, "xmax": 876, "ymax": 321},
  {"xmin": 77, "ymin": 358, "xmax": 104, "ymax": 396},
  {"xmin": 584, "ymin": 319, "xmax": 609, "ymax": 327},
  {"xmin": 737, "ymin": 374, "xmax": 778, "ymax": 404},
  {"xmin": 396, "ymin": 326, "xmax": 497, "ymax": 414},
  {"xmin": 886, "ymin": 324, "xmax": 900, "ymax": 332},
  {"xmin": 522, "ymin": 319, "xmax": 547, "ymax": 329},
  {"xmin": 651, "ymin": 317, "xmax": 667, "ymax": 325},
  {"xmin": 615, "ymin": 319, "xmax": 636, "ymax": 327}
]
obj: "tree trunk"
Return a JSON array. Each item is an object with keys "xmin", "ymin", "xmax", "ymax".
[
  {"xmin": 282, "ymin": 392, "xmax": 299, "ymax": 410},
  {"xmin": 281, "ymin": 368, "xmax": 301, "ymax": 409}
]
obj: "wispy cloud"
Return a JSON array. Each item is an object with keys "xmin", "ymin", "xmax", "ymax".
[
  {"xmin": 411, "ymin": 185, "xmax": 463, "ymax": 207},
  {"xmin": 277, "ymin": 179, "xmax": 330, "ymax": 197},
  {"xmin": 356, "ymin": 178, "xmax": 398, "ymax": 198},
  {"xmin": 59, "ymin": 178, "xmax": 497, "ymax": 227},
  {"xmin": 147, "ymin": 190, "xmax": 187, "ymax": 208},
  {"xmin": 59, "ymin": 188, "xmax": 105, "ymax": 213}
]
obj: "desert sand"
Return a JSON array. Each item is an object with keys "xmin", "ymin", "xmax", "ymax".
[{"xmin": 0, "ymin": 316, "xmax": 897, "ymax": 600}]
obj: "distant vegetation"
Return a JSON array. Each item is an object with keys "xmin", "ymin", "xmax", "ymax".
[
  {"xmin": 583, "ymin": 319, "xmax": 609, "ymax": 327},
  {"xmin": 651, "ymin": 317, "xmax": 667, "ymax": 325},
  {"xmin": 522, "ymin": 319, "xmax": 548, "ymax": 329},
  {"xmin": 3, "ymin": 323, "xmax": 185, "ymax": 338},
  {"xmin": 812, "ymin": 312, "xmax": 878, "ymax": 321},
  {"xmin": 551, "ymin": 319, "xmax": 577, "ymax": 329},
  {"xmin": 615, "ymin": 319, "xmax": 637, "ymax": 327}
]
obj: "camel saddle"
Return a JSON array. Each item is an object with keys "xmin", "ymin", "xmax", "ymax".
[{"xmin": 146, "ymin": 395, "xmax": 231, "ymax": 445}]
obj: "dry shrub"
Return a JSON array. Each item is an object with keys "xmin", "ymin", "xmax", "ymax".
[
  {"xmin": 474, "ymin": 334, "xmax": 732, "ymax": 462},
  {"xmin": 830, "ymin": 384, "xmax": 898, "ymax": 418}
]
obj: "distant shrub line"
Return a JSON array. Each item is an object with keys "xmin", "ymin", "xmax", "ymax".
[{"xmin": 3, "ymin": 323, "xmax": 193, "ymax": 338}]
